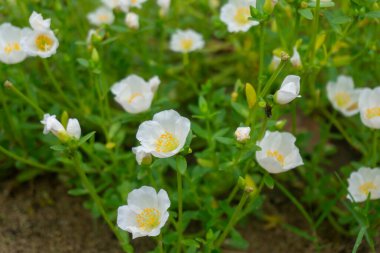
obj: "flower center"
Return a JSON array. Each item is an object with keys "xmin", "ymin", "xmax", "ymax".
[
  {"xmin": 366, "ymin": 107, "xmax": 380, "ymax": 119},
  {"xmin": 98, "ymin": 14, "xmax": 109, "ymax": 22},
  {"xmin": 4, "ymin": 42, "xmax": 21, "ymax": 54},
  {"xmin": 128, "ymin": 93, "xmax": 143, "ymax": 104},
  {"xmin": 359, "ymin": 182, "xmax": 377, "ymax": 195},
  {"xmin": 266, "ymin": 150, "xmax": 285, "ymax": 166},
  {"xmin": 35, "ymin": 34, "xmax": 54, "ymax": 52},
  {"xmin": 180, "ymin": 39, "xmax": 193, "ymax": 51},
  {"xmin": 234, "ymin": 7, "xmax": 250, "ymax": 25},
  {"xmin": 131, "ymin": 0, "xmax": 138, "ymax": 3},
  {"xmin": 155, "ymin": 131, "xmax": 179, "ymax": 153},
  {"xmin": 334, "ymin": 92, "xmax": 350, "ymax": 108},
  {"xmin": 136, "ymin": 208, "xmax": 160, "ymax": 231}
]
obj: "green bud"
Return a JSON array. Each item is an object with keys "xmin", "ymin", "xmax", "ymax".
[{"xmin": 91, "ymin": 48, "xmax": 99, "ymax": 63}]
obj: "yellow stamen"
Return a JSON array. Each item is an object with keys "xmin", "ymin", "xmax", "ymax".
[
  {"xmin": 4, "ymin": 42, "xmax": 21, "ymax": 54},
  {"xmin": 266, "ymin": 150, "xmax": 285, "ymax": 166},
  {"xmin": 128, "ymin": 93, "xmax": 143, "ymax": 104},
  {"xmin": 359, "ymin": 182, "xmax": 377, "ymax": 195},
  {"xmin": 131, "ymin": 0, "xmax": 138, "ymax": 3},
  {"xmin": 234, "ymin": 7, "xmax": 250, "ymax": 25},
  {"xmin": 98, "ymin": 14, "xmax": 109, "ymax": 22},
  {"xmin": 136, "ymin": 208, "xmax": 160, "ymax": 231},
  {"xmin": 366, "ymin": 107, "xmax": 380, "ymax": 119},
  {"xmin": 155, "ymin": 131, "xmax": 179, "ymax": 153},
  {"xmin": 180, "ymin": 39, "xmax": 193, "ymax": 51},
  {"xmin": 334, "ymin": 92, "xmax": 350, "ymax": 108},
  {"xmin": 35, "ymin": 34, "xmax": 54, "ymax": 52}
]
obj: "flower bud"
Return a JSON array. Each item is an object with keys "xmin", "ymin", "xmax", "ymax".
[
  {"xmin": 235, "ymin": 127, "xmax": 251, "ymax": 142},
  {"xmin": 132, "ymin": 146, "xmax": 152, "ymax": 165},
  {"xmin": 274, "ymin": 75, "xmax": 301, "ymax": 105},
  {"xmin": 245, "ymin": 83, "xmax": 257, "ymax": 109},
  {"xmin": 264, "ymin": 0, "xmax": 278, "ymax": 14},
  {"xmin": 125, "ymin": 12, "xmax": 139, "ymax": 30}
]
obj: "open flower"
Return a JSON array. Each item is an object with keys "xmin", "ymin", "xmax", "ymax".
[
  {"xmin": 117, "ymin": 186, "xmax": 170, "ymax": 239},
  {"xmin": 20, "ymin": 12, "xmax": 59, "ymax": 58},
  {"xmin": 0, "ymin": 23, "xmax": 31, "ymax": 64},
  {"xmin": 102, "ymin": 0, "xmax": 124, "ymax": 9},
  {"xmin": 235, "ymin": 127, "xmax": 250, "ymax": 142},
  {"xmin": 41, "ymin": 114, "xmax": 81, "ymax": 140},
  {"xmin": 169, "ymin": 29, "xmax": 204, "ymax": 53},
  {"xmin": 157, "ymin": 0, "xmax": 171, "ymax": 15},
  {"xmin": 274, "ymin": 75, "xmax": 301, "ymax": 105},
  {"xmin": 327, "ymin": 75, "xmax": 362, "ymax": 117},
  {"xmin": 347, "ymin": 167, "xmax": 380, "ymax": 202},
  {"xmin": 136, "ymin": 110, "xmax": 191, "ymax": 158},
  {"xmin": 358, "ymin": 87, "xmax": 380, "ymax": 129},
  {"xmin": 87, "ymin": 7, "xmax": 115, "ymax": 26},
  {"xmin": 132, "ymin": 146, "xmax": 152, "ymax": 165},
  {"xmin": 128, "ymin": 0, "xmax": 148, "ymax": 8},
  {"xmin": 125, "ymin": 12, "xmax": 139, "ymax": 29},
  {"xmin": 220, "ymin": 0, "xmax": 259, "ymax": 33},
  {"xmin": 256, "ymin": 131, "xmax": 303, "ymax": 173},
  {"xmin": 110, "ymin": 75, "xmax": 160, "ymax": 114}
]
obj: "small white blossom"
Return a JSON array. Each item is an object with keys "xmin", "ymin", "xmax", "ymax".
[
  {"xmin": 29, "ymin": 11, "xmax": 51, "ymax": 31},
  {"xmin": 157, "ymin": 0, "xmax": 171, "ymax": 15},
  {"xmin": 132, "ymin": 146, "xmax": 152, "ymax": 165},
  {"xmin": 347, "ymin": 167, "xmax": 380, "ymax": 202},
  {"xmin": 327, "ymin": 75, "xmax": 362, "ymax": 117},
  {"xmin": 220, "ymin": 0, "xmax": 259, "ymax": 33},
  {"xmin": 290, "ymin": 47, "xmax": 302, "ymax": 68},
  {"xmin": 102, "ymin": 0, "xmax": 123, "ymax": 9},
  {"xmin": 41, "ymin": 114, "xmax": 81, "ymax": 140},
  {"xmin": 125, "ymin": 12, "xmax": 139, "ymax": 29},
  {"xmin": 87, "ymin": 7, "xmax": 115, "ymax": 26},
  {"xmin": 358, "ymin": 87, "xmax": 380, "ymax": 129},
  {"xmin": 117, "ymin": 186, "xmax": 170, "ymax": 239},
  {"xmin": 274, "ymin": 75, "xmax": 301, "ymax": 105},
  {"xmin": 136, "ymin": 110, "xmax": 191, "ymax": 158},
  {"xmin": 0, "ymin": 23, "xmax": 30, "ymax": 64},
  {"xmin": 235, "ymin": 127, "xmax": 251, "ymax": 142},
  {"xmin": 256, "ymin": 131, "xmax": 303, "ymax": 174},
  {"xmin": 127, "ymin": 0, "xmax": 148, "ymax": 8},
  {"xmin": 169, "ymin": 29, "xmax": 204, "ymax": 53}
]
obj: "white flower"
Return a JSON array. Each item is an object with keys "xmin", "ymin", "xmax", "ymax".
[
  {"xmin": 290, "ymin": 47, "xmax": 302, "ymax": 68},
  {"xmin": 117, "ymin": 186, "xmax": 170, "ymax": 239},
  {"xmin": 347, "ymin": 167, "xmax": 380, "ymax": 202},
  {"xmin": 127, "ymin": 0, "xmax": 148, "ymax": 8},
  {"xmin": 235, "ymin": 127, "xmax": 250, "ymax": 142},
  {"xmin": 274, "ymin": 75, "xmax": 301, "ymax": 105},
  {"xmin": 125, "ymin": 12, "xmax": 139, "ymax": 29},
  {"xmin": 157, "ymin": 0, "xmax": 171, "ymax": 15},
  {"xmin": 327, "ymin": 75, "xmax": 362, "ymax": 117},
  {"xmin": 136, "ymin": 110, "xmax": 191, "ymax": 158},
  {"xmin": 169, "ymin": 29, "xmax": 205, "ymax": 53},
  {"xmin": 110, "ymin": 74, "xmax": 160, "ymax": 114},
  {"xmin": 132, "ymin": 146, "xmax": 152, "ymax": 165},
  {"xmin": 269, "ymin": 55, "xmax": 281, "ymax": 71},
  {"xmin": 220, "ymin": 0, "xmax": 259, "ymax": 33},
  {"xmin": 29, "ymin": 11, "xmax": 51, "ymax": 31},
  {"xmin": 21, "ymin": 29, "xmax": 59, "ymax": 58},
  {"xmin": 256, "ymin": 131, "xmax": 303, "ymax": 174},
  {"xmin": 358, "ymin": 87, "xmax": 380, "ymax": 129},
  {"xmin": 0, "ymin": 23, "xmax": 30, "ymax": 64},
  {"xmin": 41, "ymin": 114, "xmax": 81, "ymax": 140},
  {"xmin": 87, "ymin": 7, "xmax": 115, "ymax": 26},
  {"xmin": 102, "ymin": 0, "xmax": 123, "ymax": 9}
]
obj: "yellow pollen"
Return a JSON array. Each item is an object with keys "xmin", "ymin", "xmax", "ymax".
[
  {"xmin": 266, "ymin": 150, "xmax": 285, "ymax": 166},
  {"xmin": 98, "ymin": 14, "xmax": 109, "ymax": 22},
  {"xmin": 4, "ymin": 42, "xmax": 21, "ymax": 54},
  {"xmin": 128, "ymin": 93, "xmax": 143, "ymax": 104},
  {"xmin": 366, "ymin": 107, "xmax": 380, "ymax": 119},
  {"xmin": 180, "ymin": 39, "xmax": 193, "ymax": 51},
  {"xmin": 35, "ymin": 34, "xmax": 54, "ymax": 52},
  {"xmin": 131, "ymin": 0, "xmax": 138, "ymax": 3},
  {"xmin": 234, "ymin": 7, "xmax": 250, "ymax": 25},
  {"xmin": 359, "ymin": 182, "xmax": 377, "ymax": 195},
  {"xmin": 334, "ymin": 92, "xmax": 350, "ymax": 108},
  {"xmin": 136, "ymin": 208, "xmax": 160, "ymax": 231},
  {"xmin": 155, "ymin": 131, "xmax": 179, "ymax": 153}
]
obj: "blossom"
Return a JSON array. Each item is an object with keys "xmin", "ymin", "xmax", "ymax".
[
  {"xmin": 235, "ymin": 127, "xmax": 251, "ymax": 142},
  {"xmin": 127, "ymin": 0, "xmax": 148, "ymax": 8},
  {"xmin": 110, "ymin": 75, "xmax": 160, "ymax": 114},
  {"xmin": 290, "ymin": 47, "xmax": 302, "ymax": 68},
  {"xmin": 21, "ymin": 12, "xmax": 59, "ymax": 58},
  {"xmin": 132, "ymin": 146, "xmax": 152, "ymax": 165},
  {"xmin": 117, "ymin": 186, "xmax": 170, "ymax": 239},
  {"xmin": 157, "ymin": 0, "xmax": 171, "ymax": 15},
  {"xmin": 327, "ymin": 75, "xmax": 362, "ymax": 117},
  {"xmin": 102, "ymin": 0, "xmax": 124, "ymax": 9},
  {"xmin": 358, "ymin": 87, "xmax": 380, "ymax": 129},
  {"xmin": 87, "ymin": 7, "xmax": 115, "ymax": 26},
  {"xmin": 125, "ymin": 12, "xmax": 139, "ymax": 29},
  {"xmin": 0, "ymin": 23, "xmax": 30, "ymax": 64},
  {"xmin": 136, "ymin": 110, "xmax": 191, "ymax": 158},
  {"xmin": 169, "ymin": 29, "xmax": 205, "ymax": 53},
  {"xmin": 274, "ymin": 75, "xmax": 301, "ymax": 105},
  {"xmin": 41, "ymin": 114, "xmax": 81, "ymax": 140},
  {"xmin": 220, "ymin": 0, "xmax": 259, "ymax": 33},
  {"xmin": 347, "ymin": 167, "xmax": 380, "ymax": 202},
  {"xmin": 256, "ymin": 131, "xmax": 303, "ymax": 173}
]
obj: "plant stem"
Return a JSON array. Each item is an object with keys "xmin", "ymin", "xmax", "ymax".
[
  {"xmin": 308, "ymin": 0, "xmax": 321, "ymax": 102},
  {"xmin": 176, "ymin": 170, "xmax": 183, "ymax": 253},
  {"xmin": 260, "ymin": 60, "xmax": 288, "ymax": 97},
  {"xmin": 372, "ymin": 131, "xmax": 378, "ymax": 166},
  {"xmin": 158, "ymin": 233, "xmax": 164, "ymax": 253},
  {"xmin": 215, "ymin": 191, "xmax": 249, "ymax": 248},
  {"xmin": 257, "ymin": 23, "xmax": 266, "ymax": 94}
]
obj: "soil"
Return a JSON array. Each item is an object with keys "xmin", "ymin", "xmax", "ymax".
[{"xmin": 1, "ymin": 176, "xmax": 377, "ymax": 253}]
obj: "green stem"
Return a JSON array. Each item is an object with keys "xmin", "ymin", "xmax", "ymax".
[
  {"xmin": 176, "ymin": 170, "xmax": 183, "ymax": 253},
  {"xmin": 308, "ymin": 0, "xmax": 321, "ymax": 65},
  {"xmin": 215, "ymin": 191, "xmax": 249, "ymax": 248},
  {"xmin": 372, "ymin": 131, "xmax": 378, "ymax": 166},
  {"xmin": 258, "ymin": 115, "xmax": 268, "ymax": 140},
  {"xmin": 257, "ymin": 23, "xmax": 266, "ymax": 93},
  {"xmin": 72, "ymin": 151, "xmax": 132, "ymax": 253},
  {"xmin": 4, "ymin": 81, "xmax": 45, "ymax": 117},
  {"xmin": 292, "ymin": 102, "xmax": 297, "ymax": 134},
  {"xmin": 158, "ymin": 233, "xmax": 164, "ymax": 253},
  {"xmin": 260, "ymin": 60, "xmax": 288, "ymax": 97}
]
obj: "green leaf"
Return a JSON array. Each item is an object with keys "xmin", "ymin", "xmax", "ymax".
[
  {"xmin": 231, "ymin": 102, "xmax": 249, "ymax": 118},
  {"xmin": 78, "ymin": 131, "xmax": 96, "ymax": 146},
  {"xmin": 50, "ymin": 145, "xmax": 67, "ymax": 151},
  {"xmin": 365, "ymin": 11, "xmax": 380, "ymax": 19},
  {"xmin": 215, "ymin": 136, "xmax": 235, "ymax": 145},
  {"xmin": 198, "ymin": 96, "xmax": 208, "ymax": 113},
  {"xmin": 176, "ymin": 156, "xmax": 187, "ymax": 175},
  {"xmin": 68, "ymin": 188, "xmax": 88, "ymax": 196},
  {"xmin": 263, "ymin": 174, "xmax": 274, "ymax": 189},
  {"xmin": 77, "ymin": 58, "xmax": 89, "ymax": 68},
  {"xmin": 298, "ymin": 8, "xmax": 314, "ymax": 20}
]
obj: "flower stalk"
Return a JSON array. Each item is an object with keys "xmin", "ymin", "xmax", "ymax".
[{"xmin": 176, "ymin": 169, "xmax": 183, "ymax": 253}]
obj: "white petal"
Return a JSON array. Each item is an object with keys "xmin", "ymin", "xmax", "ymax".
[
  {"xmin": 66, "ymin": 118, "xmax": 81, "ymax": 139},
  {"xmin": 29, "ymin": 11, "xmax": 51, "ymax": 31}
]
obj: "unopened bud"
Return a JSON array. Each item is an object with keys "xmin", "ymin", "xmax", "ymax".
[
  {"xmin": 4, "ymin": 80, "xmax": 13, "ymax": 88},
  {"xmin": 231, "ymin": 91, "xmax": 238, "ymax": 102},
  {"xmin": 280, "ymin": 51, "xmax": 290, "ymax": 61},
  {"xmin": 91, "ymin": 48, "xmax": 99, "ymax": 63},
  {"xmin": 300, "ymin": 1, "xmax": 308, "ymax": 8}
]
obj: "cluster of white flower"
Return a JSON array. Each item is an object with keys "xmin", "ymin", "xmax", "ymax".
[{"xmin": 0, "ymin": 11, "xmax": 58, "ymax": 64}]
